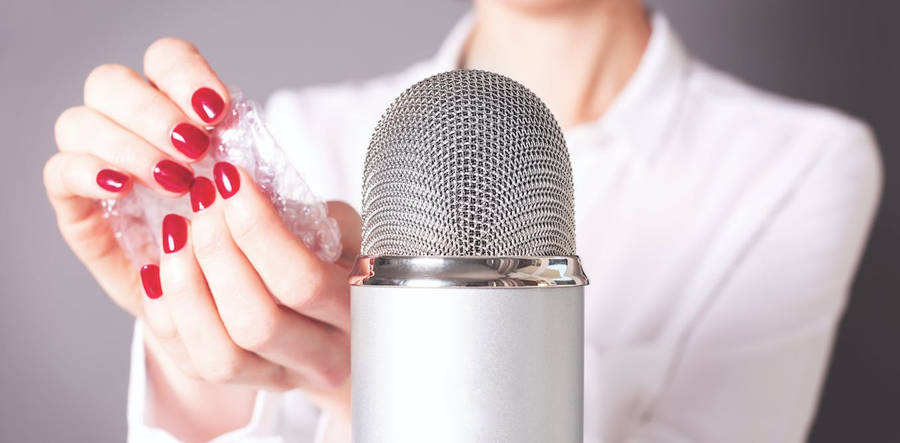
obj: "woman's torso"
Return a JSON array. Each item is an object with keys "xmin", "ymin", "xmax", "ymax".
[{"xmin": 263, "ymin": 12, "xmax": 879, "ymax": 442}]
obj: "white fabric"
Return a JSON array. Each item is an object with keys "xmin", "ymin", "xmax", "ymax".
[{"xmin": 127, "ymin": 11, "xmax": 883, "ymax": 443}]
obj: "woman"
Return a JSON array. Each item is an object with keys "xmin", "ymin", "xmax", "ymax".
[{"xmin": 44, "ymin": 0, "xmax": 882, "ymax": 441}]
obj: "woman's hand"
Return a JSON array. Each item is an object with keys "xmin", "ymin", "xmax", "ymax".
[
  {"xmin": 44, "ymin": 38, "xmax": 359, "ymax": 440},
  {"xmin": 45, "ymin": 37, "xmax": 228, "ymax": 316},
  {"xmin": 143, "ymin": 165, "xmax": 359, "ymax": 440}
]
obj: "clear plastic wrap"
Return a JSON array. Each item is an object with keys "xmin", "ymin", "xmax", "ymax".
[{"xmin": 101, "ymin": 90, "xmax": 341, "ymax": 266}]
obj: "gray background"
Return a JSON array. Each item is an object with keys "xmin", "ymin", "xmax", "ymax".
[{"xmin": 0, "ymin": 0, "xmax": 896, "ymax": 441}]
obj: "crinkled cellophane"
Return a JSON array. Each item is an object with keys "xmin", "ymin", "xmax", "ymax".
[{"xmin": 101, "ymin": 90, "xmax": 341, "ymax": 266}]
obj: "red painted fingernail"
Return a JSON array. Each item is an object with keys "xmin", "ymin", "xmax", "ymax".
[
  {"xmin": 190, "ymin": 177, "xmax": 216, "ymax": 212},
  {"xmin": 191, "ymin": 87, "xmax": 225, "ymax": 123},
  {"xmin": 170, "ymin": 123, "xmax": 209, "ymax": 159},
  {"xmin": 96, "ymin": 169, "xmax": 130, "ymax": 192},
  {"xmin": 162, "ymin": 213, "xmax": 188, "ymax": 254},
  {"xmin": 213, "ymin": 162, "xmax": 240, "ymax": 199},
  {"xmin": 140, "ymin": 264, "xmax": 162, "ymax": 299},
  {"xmin": 153, "ymin": 160, "xmax": 193, "ymax": 193}
]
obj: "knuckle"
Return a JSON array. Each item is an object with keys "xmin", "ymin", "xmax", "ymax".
[
  {"xmin": 313, "ymin": 364, "xmax": 351, "ymax": 390},
  {"xmin": 157, "ymin": 266, "xmax": 193, "ymax": 296},
  {"xmin": 152, "ymin": 323, "xmax": 179, "ymax": 342},
  {"xmin": 144, "ymin": 313, "xmax": 179, "ymax": 342},
  {"xmin": 270, "ymin": 368, "xmax": 299, "ymax": 392},
  {"xmin": 229, "ymin": 309, "xmax": 280, "ymax": 352},
  {"xmin": 104, "ymin": 140, "xmax": 142, "ymax": 172},
  {"xmin": 147, "ymin": 37, "xmax": 197, "ymax": 57},
  {"xmin": 147, "ymin": 321, "xmax": 179, "ymax": 342},
  {"xmin": 199, "ymin": 352, "xmax": 243, "ymax": 384},
  {"xmin": 284, "ymin": 270, "xmax": 329, "ymax": 311},
  {"xmin": 191, "ymin": 226, "xmax": 229, "ymax": 261},
  {"xmin": 268, "ymin": 382, "xmax": 293, "ymax": 393},
  {"xmin": 313, "ymin": 334, "xmax": 350, "ymax": 389},
  {"xmin": 42, "ymin": 154, "xmax": 63, "ymax": 192},
  {"xmin": 42, "ymin": 154, "xmax": 82, "ymax": 202},
  {"xmin": 280, "ymin": 369, "xmax": 305, "ymax": 391},
  {"xmin": 86, "ymin": 63, "xmax": 132, "ymax": 82},
  {"xmin": 53, "ymin": 106, "xmax": 88, "ymax": 148},
  {"xmin": 84, "ymin": 63, "xmax": 136, "ymax": 99},
  {"xmin": 144, "ymin": 37, "xmax": 197, "ymax": 71},
  {"xmin": 229, "ymin": 204, "xmax": 281, "ymax": 247},
  {"xmin": 177, "ymin": 364, "xmax": 202, "ymax": 381}
]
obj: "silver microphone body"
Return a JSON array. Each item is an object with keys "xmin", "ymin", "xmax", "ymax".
[
  {"xmin": 352, "ymin": 285, "xmax": 583, "ymax": 443},
  {"xmin": 350, "ymin": 257, "xmax": 586, "ymax": 443},
  {"xmin": 351, "ymin": 70, "xmax": 587, "ymax": 442}
]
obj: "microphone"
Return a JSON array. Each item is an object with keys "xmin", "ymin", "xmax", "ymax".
[{"xmin": 349, "ymin": 70, "xmax": 588, "ymax": 443}]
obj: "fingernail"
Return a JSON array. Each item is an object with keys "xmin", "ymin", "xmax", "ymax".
[
  {"xmin": 191, "ymin": 87, "xmax": 225, "ymax": 123},
  {"xmin": 153, "ymin": 160, "xmax": 193, "ymax": 193},
  {"xmin": 213, "ymin": 162, "xmax": 240, "ymax": 199},
  {"xmin": 170, "ymin": 123, "xmax": 210, "ymax": 159},
  {"xmin": 140, "ymin": 264, "xmax": 162, "ymax": 299},
  {"xmin": 162, "ymin": 213, "xmax": 188, "ymax": 254},
  {"xmin": 190, "ymin": 177, "xmax": 216, "ymax": 212},
  {"xmin": 96, "ymin": 169, "xmax": 130, "ymax": 192}
]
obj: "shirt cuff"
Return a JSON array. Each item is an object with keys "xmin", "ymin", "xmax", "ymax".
[
  {"xmin": 313, "ymin": 412, "xmax": 351, "ymax": 443},
  {"xmin": 126, "ymin": 320, "xmax": 316, "ymax": 442}
]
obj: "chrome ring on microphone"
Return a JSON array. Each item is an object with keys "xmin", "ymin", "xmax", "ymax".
[{"xmin": 349, "ymin": 256, "xmax": 589, "ymax": 288}]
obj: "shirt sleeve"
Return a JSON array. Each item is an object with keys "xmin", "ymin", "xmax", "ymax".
[
  {"xmin": 126, "ymin": 321, "xmax": 342, "ymax": 443},
  {"xmin": 626, "ymin": 123, "xmax": 883, "ymax": 442}
]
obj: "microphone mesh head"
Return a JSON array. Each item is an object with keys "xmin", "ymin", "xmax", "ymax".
[{"xmin": 361, "ymin": 70, "xmax": 576, "ymax": 256}]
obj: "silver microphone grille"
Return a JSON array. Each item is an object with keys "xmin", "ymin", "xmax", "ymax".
[{"xmin": 360, "ymin": 70, "xmax": 576, "ymax": 257}]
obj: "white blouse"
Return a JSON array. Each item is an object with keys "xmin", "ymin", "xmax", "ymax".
[{"xmin": 127, "ymin": 11, "xmax": 883, "ymax": 443}]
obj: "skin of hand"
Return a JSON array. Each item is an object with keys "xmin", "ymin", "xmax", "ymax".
[{"xmin": 44, "ymin": 37, "xmax": 359, "ymax": 440}]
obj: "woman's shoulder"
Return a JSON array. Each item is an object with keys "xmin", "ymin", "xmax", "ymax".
[
  {"xmin": 683, "ymin": 63, "xmax": 878, "ymax": 160},
  {"xmin": 664, "ymin": 62, "xmax": 883, "ymax": 207},
  {"xmin": 664, "ymin": 62, "xmax": 884, "ymax": 231}
]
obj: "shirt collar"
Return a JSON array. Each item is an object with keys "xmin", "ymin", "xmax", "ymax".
[{"xmin": 428, "ymin": 10, "xmax": 691, "ymax": 155}]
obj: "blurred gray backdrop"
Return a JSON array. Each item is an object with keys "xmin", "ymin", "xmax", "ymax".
[{"xmin": 1, "ymin": 0, "xmax": 896, "ymax": 441}]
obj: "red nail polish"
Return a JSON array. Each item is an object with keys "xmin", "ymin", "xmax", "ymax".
[
  {"xmin": 213, "ymin": 162, "xmax": 240, "ymax": 199},
  {"xmin": 170, "ymin": 123, "xmax": 209, "ymax": 159},
  {"xmin": 191, "ymin": 87, "xmax": 225, "ymax": 123},
  {"xmin": 190, "ymin": 177, "xmax": 216, "ymax": 212},
  {"xmin": 140, "ymin": 264, "xmax": 162, "ymax": 299},
  {"xmin": 96, "ymin": 169, "xmax": 130, "ymax": 192},
  {"xmin": 162, "ymin": 214, "xmax": 188, "ymax": 254},
  {"xmin": 153, "ymin": 160, "xmax": 193, "ymax": 193}
]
